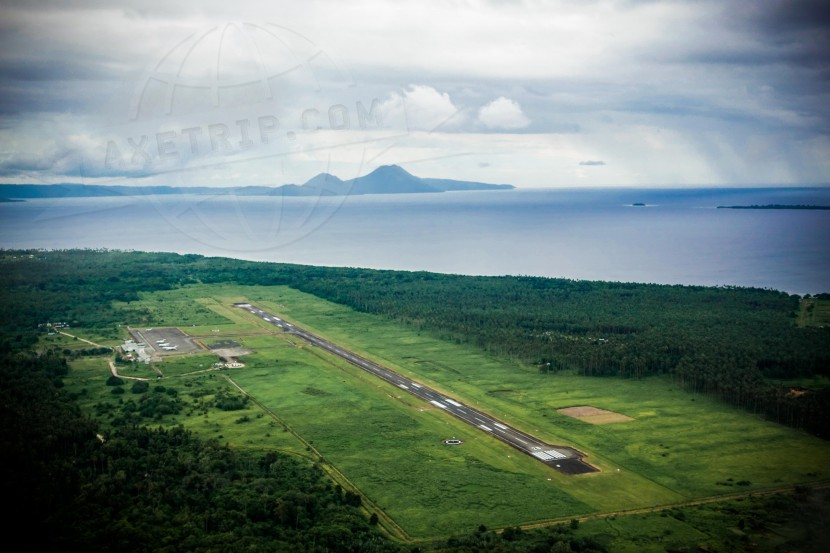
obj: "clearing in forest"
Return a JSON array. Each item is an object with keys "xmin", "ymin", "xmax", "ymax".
[
  {"xmin": 797, "ymin": 297, "xmax": 830, "ymax": 328},
  {"xmin": 558, "ymin": 406, "xmax": 634, "ymax": 424}
]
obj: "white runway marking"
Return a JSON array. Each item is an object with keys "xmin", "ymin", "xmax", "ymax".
[{"xmin": 532, "ymin": 449, "xmax": 567, "ymax": 461}]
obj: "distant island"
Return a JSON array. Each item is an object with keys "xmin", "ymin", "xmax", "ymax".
[
  {"xmin": 0, "ymin": 197, "xmax": 24, "ymax": 203},
  {"xmin": 0, "ymin": 165, "xmax": 514, "ymax": 199},
  {"xmin": 631, "ymin": 202, "xmax": 646, "ymax": 207},
  {"xmin": 717, "ymin": 204, "xmax": 830, "ymax": 210}
]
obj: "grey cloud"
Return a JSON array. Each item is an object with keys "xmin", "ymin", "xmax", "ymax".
[
  {"xmin": 0, "ymin": 58, "xmax": 110, "ymax": 82},
  {"xmin": 0, "ymin": 79, "xmax": 112, "ymax": 115},
  {"xmin": 0, "ymin": 0, "xmax": 827, "ymax": 186},
  {"xmin": 0, "ymin": 144, "xmax": 76, "ymax": 176},
  {"xmin": 715, "ymin": 1, "xmax": 830, "ymax": 70},
  {"xmin": 755, "ymin": 0, "xmax": 830, "ymax": 33}
]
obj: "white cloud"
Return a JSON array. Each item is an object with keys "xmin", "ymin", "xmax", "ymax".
[
  {"xmin": 477, "ymin": 97, "xmax": 530, "ymax": 130},
  {"xmin": 0, "ymin": 1, "xmax": 828, "ymax": 186},
  {"xmin": 379, "ymin": 85, "xmax": 463, "ymax": 132}
]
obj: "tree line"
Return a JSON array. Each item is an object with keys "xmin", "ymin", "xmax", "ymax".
[
  {"xmin": 1, "ymin": 347, "xmax": 612, "ymax": 551},
  {"xmin": 2, "ymin": 249, "xmax": 828, "ymax": 437},
  {"xmin": 2, "ymin": 248, "xmax": 829, "ymax": 551},
  {"xmin": 3, "ymin": 345, "xmax": 822, "ymax": 551}
]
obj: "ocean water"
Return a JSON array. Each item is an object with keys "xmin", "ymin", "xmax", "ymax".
[{"xmin": 2, "ymin": 187, "xmax": 829, "ymax": 295}]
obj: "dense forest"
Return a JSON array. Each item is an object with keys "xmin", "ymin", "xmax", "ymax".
[
  {"xmin": 0, "ymin": 350, "xmax": 606, "ymax": 551},
  {"xmin": 2, "ymin": 350, "xmax": 826, "ymax": 552},
  {"xmin": 2, "ymin": 248, "xmax": 829, "ymax": 551},
  {"xmin": 0, "ymin": 349, "xmax": 399, "ymax": 552},
  {"xmin": 2, "ymin": 249, "xmax": 829, "ymax": 437},
  {"xmin": 283, "ymin": 266, "xmax": 830, "ymax": 436}
]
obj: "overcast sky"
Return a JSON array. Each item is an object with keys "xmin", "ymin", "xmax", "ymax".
[{"xmin": 0, "ymin": 0, "xmax": 828, "ymax": 188}]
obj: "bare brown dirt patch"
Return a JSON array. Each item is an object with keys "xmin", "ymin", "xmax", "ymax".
[
  {"xmin": 211, "ymin": 347, "xmax": 252, "ymax": 359},
  {"xmin": 558, "ymin": 405, "xmax": 634, "ymax": 424}
]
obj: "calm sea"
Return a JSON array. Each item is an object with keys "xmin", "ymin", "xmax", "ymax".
[{"xmin": 2, "ymin": 187, "xmax": 829, "ymax": 295}]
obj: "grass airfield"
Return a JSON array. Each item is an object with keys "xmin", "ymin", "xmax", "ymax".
[{"xmin": 62, "ymin": 284, "xmax": 830, "ymax": 541}]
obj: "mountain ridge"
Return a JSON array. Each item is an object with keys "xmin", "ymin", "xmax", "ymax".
[{"xmin": 0, "ymin": 165, "xmax": 514, "ymax": 198}]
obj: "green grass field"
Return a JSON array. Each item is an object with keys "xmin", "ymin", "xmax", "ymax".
[
  {"xmin": 572, "ymin": 488, "xmax": 830, "ymax": 553},
  {"xmin": 64, "ymin": 283, "xmax": 830, "ymax": 541},
  {"xmin": 798, "ymin": 297, "xmax": 830, "ymax": 328}
]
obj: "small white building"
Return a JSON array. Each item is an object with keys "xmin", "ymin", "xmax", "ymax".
[{"xmin": 121, "ymin": 340, "xmax": 151, "ymax": 364}]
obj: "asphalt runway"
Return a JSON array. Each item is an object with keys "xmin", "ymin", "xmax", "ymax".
[{"xmin": 234, "ymin": 303, "xmax": 597, "ymax": 474}]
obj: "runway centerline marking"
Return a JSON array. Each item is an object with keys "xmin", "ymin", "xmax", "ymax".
[{"xmin": 234, "ymin": 302, "xmax": 596, "ymax": 474}]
